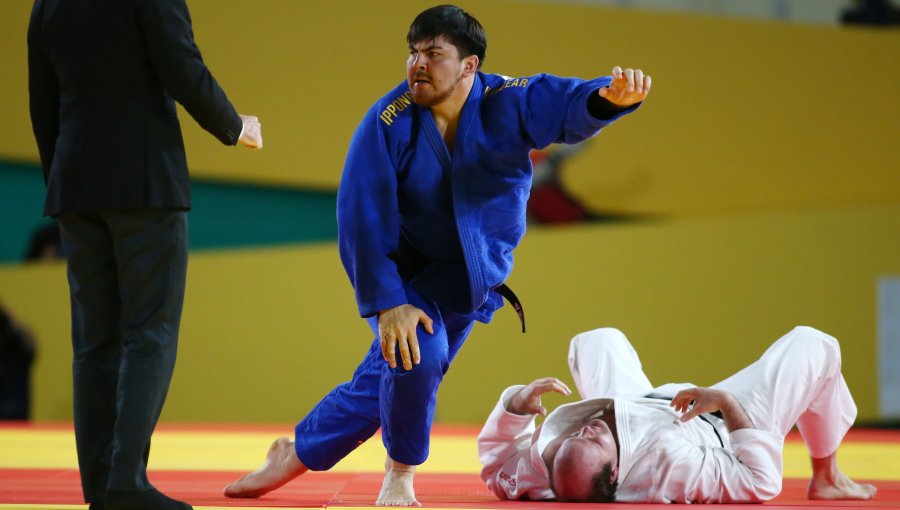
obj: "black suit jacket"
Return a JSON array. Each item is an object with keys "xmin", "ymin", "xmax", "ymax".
[{"xmin": 28, "ymin": 0, "xmax": 243, "ymax": 216}]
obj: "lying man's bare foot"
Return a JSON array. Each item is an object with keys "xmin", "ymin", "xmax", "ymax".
[
  {"xmin": 808, "ymin": 454, "xmax": 876, "ymax": 500},
  {"xmin": 224, "ymin": 436, "xmax": 308, "ymax": 498},
  {"xmin": 808, "ymin": 470, "xmax": 877, "ymax": 500},
  {"xmin": 376, "ymin": 457, "xmax": 421, "ymax": 507}
]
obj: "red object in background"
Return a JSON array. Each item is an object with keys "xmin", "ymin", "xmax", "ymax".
[
  {"xmin": 528, "ymin": 185, "xmax": 590, "ymax": 224},
  {"xmin": 527, "ymin": 149, "xmax": 592, "ymax": 224}
]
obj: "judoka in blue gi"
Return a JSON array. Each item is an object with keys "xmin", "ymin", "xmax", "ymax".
[{"xmin": 225, "ymin": 5, "xmax": 652, "ymax": 506}]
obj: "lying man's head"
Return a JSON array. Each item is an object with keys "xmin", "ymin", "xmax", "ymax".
[{"xmin": 549, "ymin": 418, "xmax": 619, "ymax": 502}]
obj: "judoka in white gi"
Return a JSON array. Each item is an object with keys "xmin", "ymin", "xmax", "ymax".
[{"xmin": 478, "ymin": 326, "xmax": 878, "ymax": 503}]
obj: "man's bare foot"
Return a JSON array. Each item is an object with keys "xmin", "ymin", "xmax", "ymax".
[
  {"xmin": 375, "ymin": 457, "xmax": 421, "ymax": 507},
  {"xmin": 224, "ymin": 436, "xmax": 308, "ymax": 498},
  {"xmin": 808, "ymin": 454, "xmax": 877, "ymax": 500},
  {"xmin": 808, "ymin": 471, "xmax": 877, "ymax": 500}
]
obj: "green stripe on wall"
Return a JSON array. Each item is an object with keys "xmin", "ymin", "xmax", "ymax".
[{"xmin": 0, "ymin": 160, "xmax": 338, "ymax": 264}]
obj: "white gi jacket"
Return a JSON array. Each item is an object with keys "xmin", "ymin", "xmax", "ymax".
[{"xmin": 478, "ymin": 384, "xmax": 784, "ymax": 503}]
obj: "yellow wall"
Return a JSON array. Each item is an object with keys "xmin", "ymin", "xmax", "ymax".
[
  {"xmin": 2, "ymin": 0, "xmax": 898, "ymax": 425},
  {"xmin": 2, "ymin": 0, "xmax": 898, "ymax": 215},
  {"xmin": 2, "ymin": 204, "xmax": 898, "ymax": 425}
]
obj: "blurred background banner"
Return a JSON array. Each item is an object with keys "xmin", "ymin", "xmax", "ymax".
[
  {"xmin": 0, "ymin": 0, "xmax": 898, "ymax": 425},
  {"xmin": 4, "ymin": 0, "xmax": 898, "ymax": 214}
]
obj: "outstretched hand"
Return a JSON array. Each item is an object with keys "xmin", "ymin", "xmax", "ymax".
[
  {"xmin": 508, "ymin": 377, "xmax": 572, "ymax": 416},
  {"xmin": 599, "ymin": 66, "xmax": 651, "ymax": 107},
  {"xmin": 378, "ymin": 304, "xmax": 434, "ymax": 371}
]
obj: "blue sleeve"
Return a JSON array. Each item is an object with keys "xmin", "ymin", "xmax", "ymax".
[
  {"xmin": 337, "ymin": 108, "xmax": 407, "ymax": 318},
  {"xmin": 519, "ymin": 74, "xmax": 639, "ymax": 149}
]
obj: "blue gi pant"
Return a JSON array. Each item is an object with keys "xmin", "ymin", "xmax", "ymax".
[{"xmin": 294, "ymin": 282, "xmax": 476, "ymax": 469}]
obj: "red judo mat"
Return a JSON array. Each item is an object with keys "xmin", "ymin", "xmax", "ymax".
[{"xmin": 1, "ymin": 469, "xmax": 898, "ymax": 509}]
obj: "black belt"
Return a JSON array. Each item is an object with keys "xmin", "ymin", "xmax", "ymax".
[
  {"xmin": 644, "ymin": 393, "xmax": 724, "ymax": 448},
  {"xmin": 495, "ymin": 283, "xmax": 526, "ymax": 333},
  {"xmin": 389, "ymin": 243, "xmax": 526, "ymax": 333}
]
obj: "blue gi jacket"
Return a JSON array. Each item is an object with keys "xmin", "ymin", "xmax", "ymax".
[{"xmin": 338, "ymin": 71, "xmax": 638, "ymax": 322}]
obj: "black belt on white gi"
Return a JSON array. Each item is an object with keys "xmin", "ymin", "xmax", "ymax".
[{"xmin": 644, "ymin": 393, "xmax": 725, "ymax": 448}]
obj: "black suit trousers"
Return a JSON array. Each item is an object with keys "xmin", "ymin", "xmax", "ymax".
[{"xmin": 58, "ymin": 209, "xmax": 188, "ymax": 501}]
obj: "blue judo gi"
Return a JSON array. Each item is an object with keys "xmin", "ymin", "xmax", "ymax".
[{"xmin": 295, "ymin": 71, "xmax": 639, "ymax": 469}]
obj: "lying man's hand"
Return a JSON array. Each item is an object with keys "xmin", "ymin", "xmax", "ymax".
[
  {"xmin": 671, "ymin": 387, "xmax": 754, "ymax": 432},
  {"xmin": 508, "ymin": 377, "xmax": 571, "ymax": 416}
]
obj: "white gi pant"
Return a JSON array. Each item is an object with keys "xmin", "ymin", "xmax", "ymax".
[{"xmin": 567, "ymin": 326, "xmax": 857, "ymax": 459}]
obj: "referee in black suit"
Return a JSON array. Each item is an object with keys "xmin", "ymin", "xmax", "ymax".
[{"xmin": 27, "ymin": 1, "xmax": 262, "ymax": 509}]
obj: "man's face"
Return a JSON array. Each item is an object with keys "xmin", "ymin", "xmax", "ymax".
[
  {"xmin": 406, "ymin": 35, "xmax": 468, "ymax": 106},
  {"xmin": 547, "ymin": 418, "xmax": 619, "ymax": 501}
]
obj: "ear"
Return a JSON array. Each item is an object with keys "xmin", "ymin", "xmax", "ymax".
[
  {"xmin": 461, "ymin": 55, "xmax": 479, "ymax": 77},
  {"xmin": 610, "ymin": 464, "xmax": 619, "ymax": 483}
]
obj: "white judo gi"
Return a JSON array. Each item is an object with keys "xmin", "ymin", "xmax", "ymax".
[{"xmin": 477, "ymin": 326, "xmax": 857, "ymax": 503}]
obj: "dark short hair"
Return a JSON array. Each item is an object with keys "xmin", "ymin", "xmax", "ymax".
[
  {"xmin": 552, "ymin": 462, "xmax": 618, "ymax": 503},
  {"xmin": 588, "ymin": 463, "xmax": 618, "ymax": 503},
  {"xmin": 407, "ymin": 5, "xmax": 486, "ymax": 69}
]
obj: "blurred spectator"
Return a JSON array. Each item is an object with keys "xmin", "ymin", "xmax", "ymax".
[
  {"xmin": 841, "ymin": 0, "xmax": 900, "ymax": 26},
  {"xmin": 23, "ymin": 221, "xmax": 63, "ymax": 262},
  {"xmin": 0, "ymin": 302, "xmax": 37, "ymax": 420},
  {"xmin": 528, "ymin": 144, "xmax": 594, "ymax": 224}
]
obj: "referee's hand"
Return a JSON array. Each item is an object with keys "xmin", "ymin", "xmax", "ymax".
[{"xmin": 238, "ymin": 114, "xmax": 263, "ymax": 149}]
